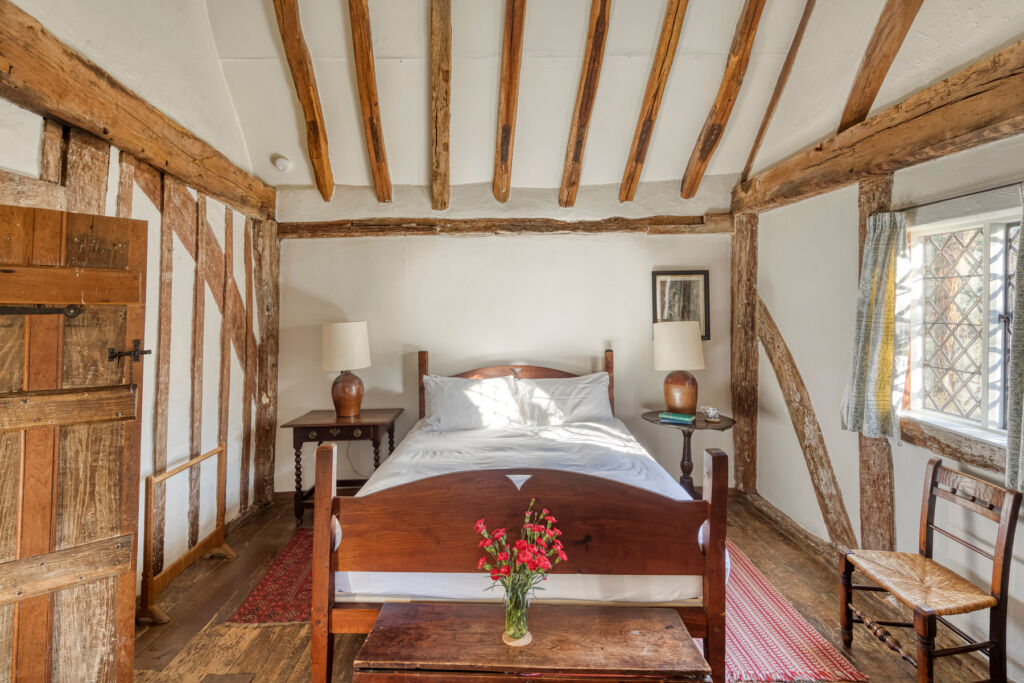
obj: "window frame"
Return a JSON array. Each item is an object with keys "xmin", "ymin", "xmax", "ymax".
[{"xmin": 906, "ymin": 208, "xmax": 1021, "ymax": 444}]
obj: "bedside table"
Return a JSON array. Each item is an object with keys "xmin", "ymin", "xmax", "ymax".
[
  {"xmin": 281, "ymin": 408, "xmax": 403, "ymax": 523},
  {"xmin": 642, "ymin": 411, "xmax": 735, "ymax": 499}
]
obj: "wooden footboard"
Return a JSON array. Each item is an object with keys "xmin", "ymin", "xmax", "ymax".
[{"xmin": 312, "ymin": 443, "xmax": 728, "ymax": 683}]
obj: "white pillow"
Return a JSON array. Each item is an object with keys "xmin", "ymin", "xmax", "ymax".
[
  {"xmin": 423, "ymin": 374, "xmax": 524, "ymax": 431},
  {"xmin": 517, "ymin": 372, "xmax": 612, "ymax": 426}
]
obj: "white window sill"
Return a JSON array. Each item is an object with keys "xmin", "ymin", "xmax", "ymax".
[{"xmin": 902, "ymin": 411, "xmax": 1007, "ymax": 449}]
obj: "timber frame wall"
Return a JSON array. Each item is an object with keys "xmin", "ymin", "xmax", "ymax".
[{"xmin": 0, "ymin": 0, "xmax": 281, "ymax": 624}]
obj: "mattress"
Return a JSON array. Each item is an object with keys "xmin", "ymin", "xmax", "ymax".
[{"xmin": 335, "ymin": 419, "xmax": 725, "ymax": 603}]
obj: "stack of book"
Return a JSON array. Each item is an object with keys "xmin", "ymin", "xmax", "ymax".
[{"xmin": 658, "ymin": 411, "xmax": 695, "ymax": 425}]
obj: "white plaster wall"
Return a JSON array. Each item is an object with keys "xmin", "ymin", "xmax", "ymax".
[
  {"xmin": 756, "ymin": 134, "xmax": 1024, "ymax": 680},
  {"xmin": 0, "ymin": 98, "xmax": 42, "ymax": 177},
  {"xmin": 276, "ymin": 233, "xmax": 735, "ymax": 495}
]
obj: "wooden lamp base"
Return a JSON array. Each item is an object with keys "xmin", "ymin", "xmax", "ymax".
[
  {"xmin": 664, "ymin": 370, "xmax": 697, "ymax": 415},
  {"xmin": 332, "ymin": 370, "xmax": 364, "ymax": 417}
]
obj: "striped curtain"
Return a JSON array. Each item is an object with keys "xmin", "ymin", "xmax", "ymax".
[
  {"xmin": 1005, "ymin": 185, "xmax": 1024, "ymax": 491},
  {"xmin": 841, "ymin": 211, "xmax": 911, "ymax": 441}
]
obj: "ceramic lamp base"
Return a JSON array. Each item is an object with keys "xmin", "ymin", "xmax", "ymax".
[
  {"xmin": 664, "ymin": 370, "xmax": 698, "ymax": 415},
  {"xmin": 502, "ymin": 631, "xmax": 532, "ymax": 647},
  {"xmin": 332, "ymin": 370, "xmax": 364, "ymax": 417}
]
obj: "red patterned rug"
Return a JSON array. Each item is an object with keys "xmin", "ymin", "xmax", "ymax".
[{"xmin": 230, "ymin": 531, "xmax": 864, "ymax": 682}]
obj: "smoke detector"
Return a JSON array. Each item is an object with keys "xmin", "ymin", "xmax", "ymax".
[{"xmin": 272, "ymin": 154, "xmax": 293, "ymax": 173}]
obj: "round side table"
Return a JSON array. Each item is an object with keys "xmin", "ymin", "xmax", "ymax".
[{"xmin": 641, "ymin": 411, "xmax": 736, "ymax": 498}]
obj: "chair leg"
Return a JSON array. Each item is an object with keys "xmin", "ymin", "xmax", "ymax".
[
  {"xmin": 839, "ymin": 552, "xmax": 854, "ymax": 649},
  {"xmin": 914, "ymin": 606, "xmax": 936, "ymax": 683},
  {"xmin": 989, "ymin": 604, "xmax": 1007, "ymax": 683}
]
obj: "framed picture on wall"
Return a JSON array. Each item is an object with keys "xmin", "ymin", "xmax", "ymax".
[{"xmin": 652, "ymin": 270, "xmax": 710, "ymax": 340}]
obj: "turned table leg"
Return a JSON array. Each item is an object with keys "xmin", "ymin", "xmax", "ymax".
[
  {"xmin": 388, "ymin": 425, "xmax": 395, "ymax": 454},
  {"xmin": 372, "ymin": 432, "xmax": 382, "ymax": 470},
  {"xmin": 680, "ymin": 431, "xmax": 696, "ymax": 498},
  {"xmin": 293, "ymin": 434, "xmax": 304, "ymax": 524}
]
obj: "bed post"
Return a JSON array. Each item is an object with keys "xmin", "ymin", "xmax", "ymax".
[
  {"xmin": 418, "ymin": 350, "xmax": 429, "ymax": 419},
  {"xmin": 311, "ymin": 443, "xmax": 337, "ymax": 683},
  {"xmin": 702, "ymin": 448, "xmax": 728, "ymax": 683},
  {"xmin": 604, "ymin": 349, "xmax": 614, "ymax": 414}
]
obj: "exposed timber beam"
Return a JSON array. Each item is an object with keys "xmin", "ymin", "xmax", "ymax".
[
  {"xmin": 733, "ymin": 39, "xmax": 1024, "ymax": 214},
  {"xmin": 0, "ymin": 0, "xmax": 274, "ymax": 217},
  {"xmin": 619, "ymin": 0, "xmax": 689, "ymax": 202},
  {"xmin": 348, "ymin": 0, "xmax": 392, "ymax": 202},
  {"xmin": 837, "ymin": 0, "xmax": 923, "ymax": 134},
  {"xmin": 740, "ymin": 0, "xmax": 814, "ymax": 181},
  {"xmin": 857, "ymin": 173, "xmax": 896, "ymax": 552},
  {"xmin": 679, "ymin": 0, "xmax": 766, "ymax": 199},
  {"xmin": 757, "ymin": 295, "xmax": 858, "ymax": 550},
  {"xmin": 559, "ymin": 0, "xmax": 611, "ymax": 208},
  {"xmin": 278, "ymin": 213, "xmax": 733, "ymax": 239},
  {"xmin": 430, "ymin": 0, "xmax": 452, "ymax": 210},
  {"xmin": 273, "ymin": 0, "xmax": 334, "ymax": 201},
  {"xmin": 730, "ymin": 213, "xmax": 758, "ymax": 493},
  {"xmin": 493, "ymin": 0, "xmax": 527, "ymax": 203}
]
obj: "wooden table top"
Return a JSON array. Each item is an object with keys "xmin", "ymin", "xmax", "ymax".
[
  {"xmin": 354, "ymin": 603, "xmax": 710, "ymax": 679},
  {"xmin": 280, "ymin": 408, "xmax": 403, "ymax": 429},
  {"xmin": 641, "ymin": 411, "xmax": 735, "ymax": 434}
]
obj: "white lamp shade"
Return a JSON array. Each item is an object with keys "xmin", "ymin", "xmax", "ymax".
[
  {"xmin": 322, "ymin": 322, "xmax": 371, "ymax": 371},
  {"xmin": 653, "ymin": 321, "xmax": 705, "ymax": 371}
]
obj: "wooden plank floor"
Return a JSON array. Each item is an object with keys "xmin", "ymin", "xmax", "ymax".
[{"xmin": 135, "ymin": 496, "xmax": 988, "ymax": 682}]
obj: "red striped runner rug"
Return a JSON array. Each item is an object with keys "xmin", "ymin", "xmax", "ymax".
[{"xmin": 231, "ymin": 531, "xmax": 865, "ymax": 682}]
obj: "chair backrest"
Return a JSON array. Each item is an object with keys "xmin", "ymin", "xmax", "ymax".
[{"xmin": 919, "ymin": 458, "xmax": 1022, "ymax": 603}]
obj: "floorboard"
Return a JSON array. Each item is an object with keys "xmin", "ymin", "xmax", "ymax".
[{"xmin": 134, "ymin": 497, "xmax": 989, "ymax": 682}]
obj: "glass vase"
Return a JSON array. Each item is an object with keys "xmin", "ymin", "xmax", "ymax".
[{"xmin": 503, "ymin": 581, "xmax": 530, "ymax": 643}]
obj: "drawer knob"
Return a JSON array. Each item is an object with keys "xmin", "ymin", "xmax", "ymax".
[
  {"xmin": 353, "ymin": 428, "xmax": 362, "ymax": 438},
  {"xmin": 309, "ymin": 430, "xmax": 318, "ymax": 440}
]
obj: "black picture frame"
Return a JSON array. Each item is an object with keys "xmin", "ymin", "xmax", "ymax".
[{"xmin": 652, "ymin": 270, "xmax": 710, "ymax": 340}]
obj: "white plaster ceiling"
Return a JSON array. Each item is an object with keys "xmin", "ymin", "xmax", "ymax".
[{"xmin": 11, "ymin": 0, "xmax": 1024, "ymax": 207}]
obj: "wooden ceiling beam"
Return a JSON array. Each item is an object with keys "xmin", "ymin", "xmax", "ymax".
[
  {"xmin": 740, "ymin": 0, "xmax": 814, "ymax": 182},
  {"xmin": 273, "ymin": 0, "xmax": 334, "ymax": 201},
  {"xmin": 619, "ymin": 0, "xmax": 689, "ymax": 202},
  {"xmin": 0, "ymin": 0, "xmax": 275, "ymax": 217},
  {"xmin": 679, "ymin": 0, "xmax": 766, "ymax": 199},
  {"xmin": 837, "ymin": 0, "xmax": 923, "ymax": 134},
  {"xmin": 558, "ymin": 0, "xmax": 611, "ymax": 208},
  {"xmin": 430, "ymin": 0, "xmax": 452, "ymax": 210},
  {"xmin": 278, "ymin": 213, "xmax": 732, "ymax": 239},
  {"xmin": 733, "ymin": 39, "xmax": 1024, "ymax": 214},
  {"xmin": 493, "ymin": 0, "xmax": 527, "ymax": 204},
  {"xmin": 348, "ymin": 0, "xmax": 392, "ymax": 202}
]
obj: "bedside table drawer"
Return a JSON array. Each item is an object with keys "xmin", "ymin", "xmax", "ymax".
[{"xmin": 299, "ymin": 425, "xmax": 372, "ymax": 442}]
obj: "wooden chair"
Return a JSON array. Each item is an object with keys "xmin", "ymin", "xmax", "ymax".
[{"xmin": 839, "ymin": 458, "xmax": 1021, "ymax": 682}]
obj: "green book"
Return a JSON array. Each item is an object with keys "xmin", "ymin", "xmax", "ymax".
[{"xmin": 659, "ymin": 411, "xmax": 695, "ymax": 423}]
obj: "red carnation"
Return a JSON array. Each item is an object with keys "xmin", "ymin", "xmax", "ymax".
[
  {"xmin": 479, "ymin": 538, "xmax": 492, "ymax": 548},
  {"xmin": 542, "ymin": 508, "xmax": 549, "ymax": 515},
  {"xmin": 537, "ymin": 538, "xmax": 547, "ymax": 549},
  {"xmin": 497, "ymin": 551, "xmax": 509, "ymax": 561},
  {"xmin": 557, "ymin": 549, "xmax": 568, "ymax": 561},
  {"xmin": 490, "ymin": 568, "xmax": 501, "ymax": 580},
  {"xmin": 492, "ymin": 528, "xmax": 506, "ymax": 540},
  {"xmin": 545, "ymin": 515, "xmax": 557, "ymax": 524},
  {"xmin": 478, "ymin": 557, "xmax": 487, "ymax": 569},
  {"xmin": 474, "ymin": 518, "xmax": 486, "ymax": 533},
  {"xmin": 499, "ymin": 566, "xmax": 510, "ymax": 576}
]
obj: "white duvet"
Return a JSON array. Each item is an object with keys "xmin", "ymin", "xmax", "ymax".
[{"xmin": 335, "ymin": 419, "xmax": 724, "ymax": 604}]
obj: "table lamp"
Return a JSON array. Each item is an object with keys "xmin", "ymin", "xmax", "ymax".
[
  {"xmin": 322, "ymin": 321, "xmax": 371, "ymax": 417},
  {"xmin": 653, "ymin": 321, "xmax": 705, "ymax": 415}
]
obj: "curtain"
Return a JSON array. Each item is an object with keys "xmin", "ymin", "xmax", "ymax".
[
  {"xmin": 841, "ymin": 211, "xmax": 912, "ymax": 441},
  {"xmin": 1006, "ymin": 184, "xmax": 1024, "ymax": 491}
]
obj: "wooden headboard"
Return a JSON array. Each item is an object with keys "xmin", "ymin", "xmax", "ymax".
[{"xmin": 417, "ymin": 350, "xmax": 614, "ymax": 419}]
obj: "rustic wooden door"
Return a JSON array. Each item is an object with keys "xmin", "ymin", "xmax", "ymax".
[{"xmin": 0, "ymin": 204, "xmax": 147, "ymax": 681}]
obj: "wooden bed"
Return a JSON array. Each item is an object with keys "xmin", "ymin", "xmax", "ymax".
[{"xmin": 311, "ymin": 350, "xmax": 727, "ymax": 683}]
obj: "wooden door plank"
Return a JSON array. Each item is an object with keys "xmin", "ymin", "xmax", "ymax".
[
  {"xmin": 0, "ymin": 0, "xmax": 275, "ymax": 217},
  {"xmin": 348, "ymin": 0, "xmax": 392, "ymax": 203},
  {"xmin": 430, "ymin": 0, "xmax": 452, "ymax": 210},
  {"xmin": 733, "ymin": 39, "xmax": 1024, "ymax": 213},
  {"xmin": 492, "ymin": 0, "xmax": 526, "ymax": 203},
  {"xmin": 740, "ymin": 0, "xmax": 814, "ymax": 181},
  {"xmin": 0, "ymin": 385, "xmax": 136, "ymax": 431},
  {"xmin": 0, "ymin": 534, "xmax": 132, "ymax": 607},
  {"xmin": 619, "ymin": 0, "xmax": 688, "ymax": 202},
  {"xmin": 558, "ymin": 0, "xmax": 610, "ymax": 207},
  {"xmin": 273, "ymin": 0, "xmax": 334, "ymax": 201},
  {"xmin": 679, "ymin": 0, "xmax": 766, "ymax": 198},
  {"xmin": 756, "ymin": 296, "xmax": 857, "ymax": 550},
  {"xmin": 0, "ymin": 265, "xmax": 141, "ymax": 305},
  {"xmin": 0, "ymin": 313, "xmax": 22, "ymax": 674},
  {"xmin": 730, "ymin": 214, "xmax": 757, "ymax": 493},
  {"xmin": 837, "ymin": 0, "xmax": 923, "ymax": 133}
]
